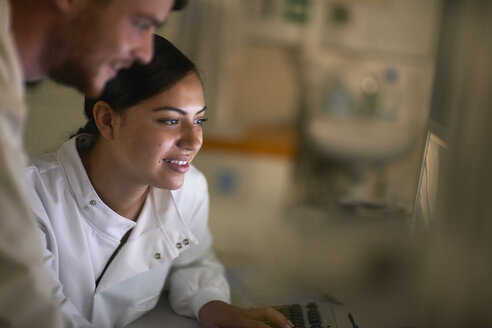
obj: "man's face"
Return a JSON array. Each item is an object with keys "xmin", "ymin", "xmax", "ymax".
[{"xmin": 48, "ymin": 0, "xmax": 174, "ymax": 98}]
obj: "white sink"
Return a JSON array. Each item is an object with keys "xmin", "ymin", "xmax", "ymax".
[{"xmin": 307, "ymin": 117, "xmax": 417, "ymax": 163}]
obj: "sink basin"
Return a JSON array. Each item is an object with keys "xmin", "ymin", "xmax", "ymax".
[{"xmin": 307, "ymin": 117, "xmax": 417, "ymax": 163}]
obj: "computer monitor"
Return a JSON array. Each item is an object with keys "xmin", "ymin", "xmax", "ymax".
[{"xmin": 411, "ymin": 121, "xmax": 447, "ymax": 229}]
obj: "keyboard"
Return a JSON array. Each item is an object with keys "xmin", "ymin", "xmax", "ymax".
[
  {"xmin": 266, "ymin": 301, "xmax": 338, "ymax": 328},
  {"xmin": 225, "ymin": 266, "xmax": 341, "ymax": 327}
]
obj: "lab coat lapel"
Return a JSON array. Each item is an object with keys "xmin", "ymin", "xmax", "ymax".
[{"xmin": 95, "ymin": 189, "xmax": 197, "ymax": 293}]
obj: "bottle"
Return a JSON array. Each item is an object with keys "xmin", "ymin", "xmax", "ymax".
[
  {"xmin": 377, "ymin": 67, "xmax": 402, "ymax": 121},
  {"xmin": 322, "ymin": 76, "xmax": 353, "ymax": 119}
]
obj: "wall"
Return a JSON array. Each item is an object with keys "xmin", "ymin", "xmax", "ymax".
[{"xmin": 25, "ymin": 81, "xmax": 85, "ymax": 156}]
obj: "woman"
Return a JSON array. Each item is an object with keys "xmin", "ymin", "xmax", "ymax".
[{"xmin": 26, "ymin": 35, "xmax": 292, "ymax": 328}]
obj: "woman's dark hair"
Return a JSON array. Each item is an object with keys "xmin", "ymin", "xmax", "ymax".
[
  {"xmin": 76, "ymin": 34, "xmax": 198, "ymax": 136},
  {"xmin": 172, "ymin": 0, "xmax": 189, "ymax": 11}
]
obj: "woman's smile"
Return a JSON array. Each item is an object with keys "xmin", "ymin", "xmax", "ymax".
[{"xmin": 164, "ymin": 158, "xmax": 190, "ymax": 173}]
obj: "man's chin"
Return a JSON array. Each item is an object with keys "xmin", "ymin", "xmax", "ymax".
[
  {"xmin": 84, "ymin": 70, "xmax": 120, "ymax": 98},
  {"xmin": 50, "ymin": 70, "xmax": 105, "ymax": 98},
  {"xmin": 82, "ymin": 84, "xmax": 105, "ymax": 99},
  {"xmin": 80, "ymin": 74, "xmax": 111, "ymax": 98}
]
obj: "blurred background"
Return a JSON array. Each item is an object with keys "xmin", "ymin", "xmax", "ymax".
[
  {"xmin": 24, "ymin": 0, "xmax": 492, "ymax": 326},
  {"xmin": 25, "ymin": 0, "xmax": 440, "ymax": 254}
]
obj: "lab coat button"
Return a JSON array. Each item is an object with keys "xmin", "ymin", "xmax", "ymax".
[
  {"xmin": 183, "ymin": 239, "xmax": 189, "ymax": 245},
  {"xmin": 89, "ymin": 200, "xmax": 96, "ymax": 206},
  {"xmin": 176, "ymin": 242, "xmax": 183, "ymax": 249},
  {"xmin": 84, "ymin": 206, "xmax": 89, "ymax": 211},
  {"xmin": 154, "ymin": 253, "xmax": 161, "ymax": 260}
]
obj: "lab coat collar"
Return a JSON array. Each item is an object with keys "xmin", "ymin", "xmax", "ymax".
[
  {"xmin": 59, "ymin": 137, "xmax": 135, "ymax": 241},
  {"xmin": 95, "ymin": 188, "xmax": 198, "ymax": 293}
]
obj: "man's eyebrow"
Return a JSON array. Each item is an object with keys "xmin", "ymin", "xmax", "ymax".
[
  {"xmin": 153, "ymin": 17, "xmax": 165, "ymax": 28},
  {"xmin": 152, "ymin": 106, "xmax": 207, "ymax": 115}
]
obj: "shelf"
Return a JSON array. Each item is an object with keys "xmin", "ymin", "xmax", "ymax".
[{"xmin": 202, "ymin": 124, "xmax": 298, "ymax": 159}]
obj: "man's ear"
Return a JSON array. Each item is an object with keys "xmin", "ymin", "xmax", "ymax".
[{"xmin": 93, "ymin": 101, "xmax": 117, "ymax": 140}]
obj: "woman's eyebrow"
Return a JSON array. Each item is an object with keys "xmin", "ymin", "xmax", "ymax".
[
  {"xmin": 152, "ymin": 106, "xmax": 207, "ymax": 115},
  {"xmin": 196, "ymin": 106, "xmax": 207, "ymax": 114}
]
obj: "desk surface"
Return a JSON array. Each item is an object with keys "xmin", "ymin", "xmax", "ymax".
[
  {"xmin": 127, "ymin": 297, "xmax": 200, "ymax": 328},
  {"xmin": 128, "ymin": 266, "xmax": 335, "ymax": 328},
  {"xmin": 128, "ymin": 265, "xmax": 422, "ymax": 328}
]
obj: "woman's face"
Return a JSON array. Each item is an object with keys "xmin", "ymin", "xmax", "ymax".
[{"xmin": 111, "ymin": 72, "xmax": 206, "ymax": 190}]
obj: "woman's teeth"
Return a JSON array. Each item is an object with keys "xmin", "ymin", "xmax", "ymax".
[{"xmin": 165, "ymin": 159, "xmax": 188, "ymax": 166}]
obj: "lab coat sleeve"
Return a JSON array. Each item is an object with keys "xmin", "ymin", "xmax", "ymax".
[
  {"xmin": 0, "ymin": 1, "xmax": 64, "ymax": 326},
  {"xmin": 0, "ymin": 115, "xmax": 65, "ymax": 328},
  {"xmin": 167, "ymin": 173, "xmax": 231, "ymax": 319},
  {"xmin": 28, "ymin": 191, "xmax": 95, "ymax": 328}
]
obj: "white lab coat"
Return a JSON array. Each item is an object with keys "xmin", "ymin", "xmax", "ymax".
[
  {"xmin": 25, "ymin": 136, "xmax": 231, "ymax": 328},
  {"xmin": 0, "ymin": 0, "xmax": 64, "ymax": 326}
]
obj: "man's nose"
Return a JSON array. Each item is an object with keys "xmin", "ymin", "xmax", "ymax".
[{"xmin": 132, "ymin": 32, "xmax": 154, "ymax": 64}]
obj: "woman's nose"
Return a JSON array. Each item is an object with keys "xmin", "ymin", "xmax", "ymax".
[{"xmin": 178, "ymin": 125, "xmax": 202, "ymax": 152}]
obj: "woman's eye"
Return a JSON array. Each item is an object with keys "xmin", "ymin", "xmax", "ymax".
[
  {"xmin": 195, "ymin": 118, "xmax": 208, "ymax": 126},
  {"xmin": 158, "ymin": 119, "xmax": 178, "ymax": 126}
]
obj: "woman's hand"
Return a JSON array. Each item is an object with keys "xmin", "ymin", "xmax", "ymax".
[{"xmin": 198, "ymin": 301, "xmax": 295, "ymax": 328}]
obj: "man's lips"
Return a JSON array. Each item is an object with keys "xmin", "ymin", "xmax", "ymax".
[{"xmin": 108, "ymin": 61, "xmax": 132, "ymax": 77}]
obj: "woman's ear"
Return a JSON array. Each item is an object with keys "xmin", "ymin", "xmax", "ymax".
[{"xmin": 92, "ymin": 101, "xmax": 117, "ymax": 140}]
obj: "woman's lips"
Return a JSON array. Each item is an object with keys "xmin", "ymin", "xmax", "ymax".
[{"xmin": 164, "ymin": 159, "xmax": 190, "ymax": 173}]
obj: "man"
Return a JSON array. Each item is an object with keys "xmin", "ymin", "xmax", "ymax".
[
  {"xmin": 2, "ymin": 1, "xmax": 293, "ymax": 327},
  {"xmin": 0, "ymin": 0, "xmax": 183, "ymax": 326}
]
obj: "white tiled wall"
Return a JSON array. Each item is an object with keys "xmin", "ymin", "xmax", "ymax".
[{"xmin": 192, "ymin": 150, "xmax": 294, "ymax": 257}]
